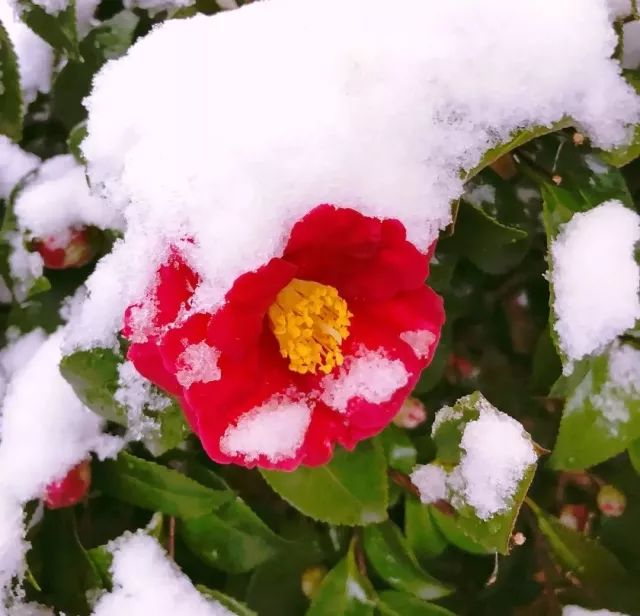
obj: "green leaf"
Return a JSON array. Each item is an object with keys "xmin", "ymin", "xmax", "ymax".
[
  {"xmin": 307, "ymin": 539, "xmax": 377, "ymax": 616},
  {"xmin": 599, "ymin": 71, "xmax": 640, "ymax": 167},
  {"xmin": 529, "ymin": 500, "xmax": 640, "ymax": 611},
  {"xmin": 466, "ymin": 119, "xmax": 572, "ymax": 179},
  {"xmin": 0, "ymin": 20, "xmax": 23, "ymax": 141},
  {"xmin": 67, "ymin": 121, "xmax": 88, "ymax": 164},
  {"xmin": 29, "ymin": 508, "xmax": 102, "ymax": 615},
  {"xmin": 86, "ymin": 545, "xmax": 112, "ymax": 589},
  {"xmin": 26, "ymin": 275, "xmax": 51, "ymax": 299},
  {"xmin": 429, "ymin": 507, "xmax": 492, "ymax": 556},
  {"xmin": 18, "ymin": 0, "xmax": 80, "ymax": 60},
  {"xmin": 261, "ymin": 440, "xmax": 388, "ymax": 526},
  {"xmin": 629, "ymin": 439, "xmax": 640, "ymax": 473},
  {"xmin": 404, "ymin": 498, "xmax": 447, "ymax": 561},
  {"xmin": 377, "ymin": 591, "xmax": 456, "ymax": 616},
  {"xmin": 52, "ymin": 10, "xmax": 139, "ymax": 128},
  {"xmin": 179, "ymin": 463, "xmax": 282, "ymax": 573},
  {"xmin": 197, "ymin": 586, "xmax": 257, "ymax": 616},
  {"xmin": 93, "ymin": 452, "xmax": 231, "ymax": 518},
  {"xmin": 550, "ymin": 344, "xmax": 640, "ymax": 470},
  {"xmin": 60, "ymin": 347, "xmax": 127, "ymax": 424},
  {"xmin": 362, "ymin": 521, "xmax": 453, "ymax": 601},
  {"xmin": 377, "ymin": 425, "xmax": 417, "ymax": 474}
]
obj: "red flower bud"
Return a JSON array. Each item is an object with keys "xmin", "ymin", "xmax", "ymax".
[
  {"xmin": 34, "ymin": 228, "xmax": 97, "ymax": 270},
  {"xmin": 597, "ymin": 484, "xmax": 626, "ymax": 518},
  {"xmin": 44, "ymin": 459, "xmax": 91, "ymax": 509},
  {"xmin": 558, "ymin": 504, "xmax": 589, "ymax": 533},
  {"xmin": 446, "ymin": 353, "xmax": 479, "ymax": 383},
  {"xmin": 393, "ymin": 397, "xmax": 427, "ymax": 429}
]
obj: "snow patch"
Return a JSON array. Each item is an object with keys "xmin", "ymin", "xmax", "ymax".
[
  {"xmin": 0, "ymin": 137, "xmax": 40, "ymax": 200},
  {"xmin": 411, "ymin": 464, "xmax": 447, "ymax": 503},
  {"xmin": 176, "ymin": 342, "xmax": 221, "ymax": 389},
  {"xmin": 551, "ymin": 201, "xmax": 640, "ymax": 362},
  {"xmin": 400, "ymin": 330, "xmax": 436, "ymax": 359},
  {"xmin": 320, "ymin": 349, "xmax": 408, "ymax": 413},
  {"xmin": 92, "ymin": 533, "xmax": 232, "ymax": 616},
  {"xmin": 220, "ymin": 397, "xmax": 311, "ymax": 462},
  {"xmin": 563, "ymin": 607, "xmax": 629, "ymax": 616}
]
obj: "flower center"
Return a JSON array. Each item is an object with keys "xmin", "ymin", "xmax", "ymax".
[{"xmin": 268, "ymin": 279, "xmax": 352, "ymax": 375}]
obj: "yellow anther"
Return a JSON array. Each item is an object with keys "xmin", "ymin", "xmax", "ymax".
[{"xmin": 268, "ymin": 279, "xmax": 352, "ymax": 375}]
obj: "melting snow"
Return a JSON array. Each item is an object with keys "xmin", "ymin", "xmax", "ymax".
[
  {"xmin": 400, "ymin": 330, "xmax": 436, "ymax": 359},
  {"xmin": 175, "ymin": 342, "xmax": 221, "ymax": 389}
]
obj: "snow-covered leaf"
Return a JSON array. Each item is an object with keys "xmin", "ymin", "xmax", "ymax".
[
  {"xmin": 362, "ymin": 521, "xmax": 452, "ymax": 601},
  {"xmin": 306, "ymin": 539, "xmax": 376, "ymax": 616},
  {"xmin": 260, "ymin": 440, "xmax": 388, "ymax": 526},
  {"xmin": 411, "ymin": 393, "xmax": 538, "ymax": 554},
  {"xmin": 0, "ymin": 20, "xmax": 23, "ymax": 141},
  {"xmin": 550, "ymin": 343, "xmax": 640, "ymax": 470},
  {"xmin": 17, "ymin": 0, "xmax": 80, "ymax": 60}
]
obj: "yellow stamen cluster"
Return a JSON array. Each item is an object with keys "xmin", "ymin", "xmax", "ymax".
[{"xmin": 268, "ymin": 278, "xmax": 352, "ymax": 375}]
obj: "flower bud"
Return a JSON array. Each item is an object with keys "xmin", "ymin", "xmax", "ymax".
[
  {"xmin": 597, "ymin": 484, "xmax": 626, "ymax": 518},
  {"xmin": 558, "ymin": 504, "xmax": 589, "ymax": 533},
  {"xmin": 446, "ymin": 354, "xmax": 479, "ymax": 383},
  {"xmin": 44, "ymin": 459, "xmax": 91, "ymax": 509},
  {"xmin": 393, "ymin": 397, "xmax": 427, "ymax": 429},
  {"xmin": 301, "ymin": 565, "xmax": 327, "ymax": 599},
  {"xmin": 33, "ymin": 228, "xmax": 97, "ymax": 270}
]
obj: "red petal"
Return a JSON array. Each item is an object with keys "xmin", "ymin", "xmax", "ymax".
[
  {"xmin": 283, "ymin": 204, "xmax": 430, "ymax": 302},
  {"xmin": 206, "ymin": 258, "xmax": 295, "ymax": 360}
]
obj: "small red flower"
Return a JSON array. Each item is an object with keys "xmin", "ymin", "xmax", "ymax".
[
  {"xmin": 123, "ymin": 205, "xmax": 444, "ymax": 470},
  {"xmin": 34, "ymin": 228, "xmax": 96, "ymax": 269},
  {"xmin": 44, "ymin": 459, "xmax": 91, "ymax": 509}
]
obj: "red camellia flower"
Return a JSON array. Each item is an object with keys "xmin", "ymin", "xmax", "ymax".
[
  {"xmin": 44, "ymin": 459, "xmax": 92, "ymax": 509},
  {"xmin": 34, "ymin": 227, "xmax": 97, "ymax": 270},
  {"xmin": 123, "ymin": 205, "xmax": 444, "ymax": 470}
]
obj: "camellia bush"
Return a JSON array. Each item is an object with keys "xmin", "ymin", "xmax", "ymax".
[{"xmin": 1, "ymin": 0, "xmax": 640, "ymax": 614}]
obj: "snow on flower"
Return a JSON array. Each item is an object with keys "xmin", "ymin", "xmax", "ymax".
[
  {"xmin": 14, "ymin": 155, "xmax": 123, "ymax": 244},
  {"xmin": 123, "ymin": 206, "xmax": 444, "ymax": 469},
  {"xmin": 70, "ymin": 0, "xmax": 639, "ymax": 357},
  {"xmin": 551, "ymin": 200, "xmax": 640, "ymax": 363},
  {"xmin": 92, "ymin": 532, "xmax": 232, "ymax": 616},
  {"xmin": 412, "ymin": 396, "xmax": 537, "ymax": 520}
]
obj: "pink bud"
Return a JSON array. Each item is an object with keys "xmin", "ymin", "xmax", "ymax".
[
  {"xmin": 44, "ymin": 459, "xmax": 91, "ymax": 509},
  {"xmin": 34, "ymin": 228, "xmax": 97, "ymax": 270},
  {"xmin": 393, "ymin": 397, "xmax": 427, "ymax": 429},
  {"xmin": 597, "ymin": 485, "xmax": 626, "ymax": 518}
]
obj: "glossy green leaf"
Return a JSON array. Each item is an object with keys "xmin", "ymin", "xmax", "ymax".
[
  {"xmin": 629, "ymin": 439, "xmax": 640, "ymax": 473},
  {"xmin": 529, "ymin": 500, "xmax": 640, "ymax": 611},
  {"xmin": 261, "ymin": 440, "xmax": 388, "ymax": 526},
  {"xmin": 466, "ymin": 119, "xmax": 572, "ymax": 179},
  {"xmin": 306, "ymin": 539, "xmax": 376, "ymax": 616},
  {"xmin": 404, "ymin": 498, "xmax": 447, "ymax": 561},
  {"xmin": 17, "ymin": 0, "xmax": 80, "ymax": 60},
  {"xmin": 179, "ymin": 463, "xmax": 282, "ymax": 573},
  {"xmin": 550, "ymin": 344, "xmax": 640, "ymax": 470},
  {"xmin": 362, "ymin": 521, "xmax": 453, "ymax": 601},
  {"xmin": 29, "ymin": 508, "xmax": 102, "ymax": 615},
  {"xmin": 429, "ymin": 507, "xmax": 492, "ymax": 556},
  {"xmin": 377, "ymin": 425, "xmax": 417, "ymax": 474},
  {"xmin": 198, "ymin": 586, "xmax": 257, "ymax": 616},
  {"xmin": 52, "ymin": 10, "xmax": 139, "ymax": 128},
  {"xmin": 0, "ymin": 20, "xmax": 23, "ymax": 141},
  {"xmin": 60, "ymin": 347, "xmax": 126, "ymax": 424},
  {"xmin": 93, "ymin": 452, "xmax": 231, "ymax": 518},
  {"xmin": 67, "ymin": 122, "xmax": 87, "ymax": 164},
  {"xmin": 377, "ymin": 591, "xmax": 456, "ymax": 616}
]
